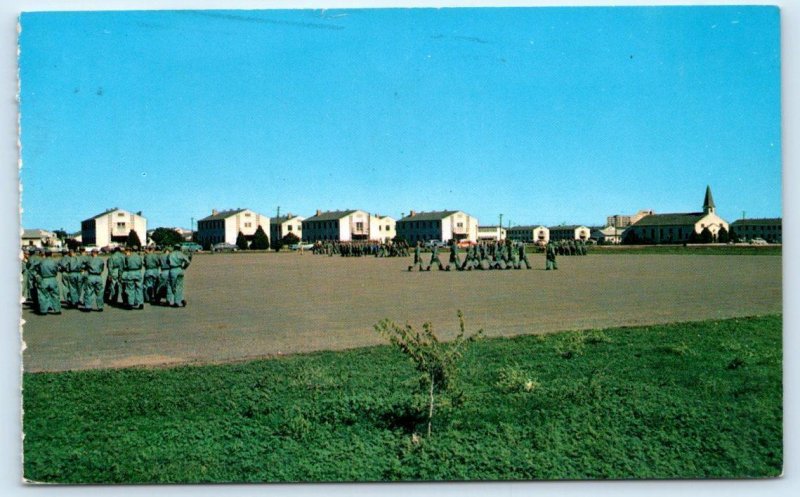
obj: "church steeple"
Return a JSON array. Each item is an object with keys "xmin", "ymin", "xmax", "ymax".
[{"xmin": 703, "ymin": 185, "xmax": 715, "ymax": 214}]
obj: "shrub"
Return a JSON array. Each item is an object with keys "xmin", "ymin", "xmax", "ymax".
[
  {"xmin": 374, "ymin": 311, "xmax": 482, "ymax": 437},
  {"xmin": 236, "ymin": 231, "xmax": 248, "ymax": 250},
  {"xmin": 495, "ymin": 364, "xmax": 540, "ymax": 394},
  {"xmin": 251, "ymin": 225, "xmax": 270, "ymax": 250},
  {"xmin": 126, "ymin": 229, "xmax": 142, "ymax": 249}
]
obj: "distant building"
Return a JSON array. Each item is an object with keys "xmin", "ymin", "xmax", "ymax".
[
  {"xmin": 477, "ymin": 226, "xmax": 506, "ymax": 242},
  {"xmin": 548, "ymin": 225, "xmax": 591, "ymax": 242},
  {"xmin": 606, "ymin": 210, "xmax": 655, "ymax": 228},
  {"xmin": 302, "ymin": 209, "xmax": 371, "ymax": 242},
  {"xmin": 81, "ymin": 208, "xmax": 147, "ymax": 248},
  {"xmin": 196, "ymin": 208, "xmax": 270, "ymax": 248},
  {"xmin": 270, "ymin": 214, "xmax": 304, "ymax": 244},
  {"xmin": 590, "ymin": 226, "xmax": 625, "ymax": 245},
  {"xmin": 21, "ymin": 229, "xmax": 61, "ymax": 250},
  {"xmin": 369, "ymin": 214, "xmax": 396, "ymax": 243},
  {"xmin": 730, "ymin": 218, "xmax": 782, "ymax": 243},
  {"xmin": 147, "ymin": 227, "xmax": 193, "ymax": 242},
  {"xmin": 625, "ymin": 186, "xmax": 728, "ymax": 244},
  {"xmin": 506, "ymin": 225, "xmax": 549, "ymax": 245},
  {"xmin": 396, "ymin": 210, "xmax": 479, "ymax": 243}
]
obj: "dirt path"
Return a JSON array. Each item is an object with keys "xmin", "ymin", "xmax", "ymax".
[{"xmin": 21, "ymin": 253, "xmax": 782, "ymax": 372}]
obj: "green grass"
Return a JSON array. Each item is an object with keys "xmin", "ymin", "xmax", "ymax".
[
  {"xmin": 23, "ymin": 315, "xmax": 782, "ymax": 483},
  {"xmin": 587, "ymin": 245, "xmax": 781, "ymax": 255}
]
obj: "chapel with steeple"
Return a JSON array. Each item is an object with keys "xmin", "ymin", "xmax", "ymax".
[{"xmin": 625, "ymin": 186, "xmax": 729, "ymax": 244}]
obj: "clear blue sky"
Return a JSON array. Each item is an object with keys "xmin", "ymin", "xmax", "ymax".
[{"xmin": 19, "ymin": 6, "xmax": 781, "ymax": 232}]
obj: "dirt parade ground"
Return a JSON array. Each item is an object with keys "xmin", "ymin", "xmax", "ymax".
[{"xmin": 21, "ymin": 252, "xmax": 782, "ymax": 372}]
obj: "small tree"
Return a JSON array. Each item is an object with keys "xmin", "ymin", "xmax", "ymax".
[
  {"xmin": 251, "ymin": 225, "xmax": 270, "ymax": 250},
  {"xmin": 126, "ymin": 229, "xmax": 142, "ymax": 249},
  {"xmin": 699, "ymin": 227, "xmax": 713, "ymax": 243},
  {"xmin": 717, "ymin": 226, "xmax": 730, "ymax": 244},
  {"xmin": 374, "ymin": 311, "xmax": 482, "ymax": 437},
  {"xmin": 281, "ymin": 232, "xmax": 300, "ymax": 247},
  {"xmin": 236, "ymin": 231, "xmax": 249, "ymax": 250},
  {"xmin": 150, "ymin": 227, "xmax": 184, "ymax": 248}
]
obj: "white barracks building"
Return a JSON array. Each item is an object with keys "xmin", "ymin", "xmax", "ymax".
[
  {"xmin": 396, "ymin": 210, "xmax": 479, "ymax": 243},
  {"xmin": 81, "ymin": 208, "xmax": 147, "ymax": 248},
  {"xmin": 196, "ymin": 208, "xmax": 270, "ymax": 247}
]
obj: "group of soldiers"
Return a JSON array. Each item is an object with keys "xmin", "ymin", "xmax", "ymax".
[
  {"xmin": 312, "ymin": 240, "xmax": 411, "ymax": 257},
  {"xmin": 408, "ymin": 239, "xmax": 534, "ymax": 271},
  {"xmin": 548, "ymin": 239, "xmax": 589, "ymax": 257},
  {"xmin": 22, "ymin": 245, "xmax": 191, "ymax": 315}
]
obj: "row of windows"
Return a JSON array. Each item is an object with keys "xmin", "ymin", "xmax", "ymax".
[
  {"xmin": 737, "ymin": 225, "xmax": 781, "ymax": 231},
  {"xmin": 199, "ymin": 220, "xmax": 225, "ymax": 230},
  {"xmin": 398, "ymin": 221, "xmax": 442, "ymax": 230},
  {"xmin": 304, "ymin": 221, "xmax": 339, "ymax": 230}
]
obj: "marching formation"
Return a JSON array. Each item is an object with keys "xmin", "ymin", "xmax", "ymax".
[
  {"xmin": 312, "ymin": 240, "xmax": 411, "ymax": 257},
  {"xmin": 22, "ymin": 245, "xmax": 191, "ymax": 316},
  {"xmin": 408, "ymin": 239, "xmax": 534, "ymax": 271}
]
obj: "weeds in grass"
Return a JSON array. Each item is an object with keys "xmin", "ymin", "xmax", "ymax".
[{"xmin": 496, "ymin": 364, "xmax": 540, "ymax": 394}]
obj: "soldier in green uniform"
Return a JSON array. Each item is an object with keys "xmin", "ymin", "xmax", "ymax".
[
  {"xmin": 408, "ymin": 241, "xmax": 426, "ymax": 272},
  {"xmin": 426, "ymin": 243, "xmax": 444, "ymax": 271},
  {"xmin": 104, "ymin": 247, "xmax": 125, "ymax": 305},
  {"xmin": 82, "ymin": 249, "xmax": 106, "ymax": 311},
  {"xmin": 142, "ymin": 246, "xmax": 161, "ymax": 304},
  {"xmin": 155, "ymin": 247, "xmax": 173, "ymax": 306},
  {"xmin": 23, "ymin": 249, "xmax": 40, "ymax": 307},
  {"xmin": 518, "ymin": 241, "xmax": 532, "ymax": 269},
  {"xmin": 546, "ymin": 242, "xmax": 558, "ymax": 270},
  {"xmin": 58, "ymin": 248, "xmax": 74, "ymax": 306},
  {"xmin": 122, "ymin": 247, "xmax": 144, "ymax": 309},
  {"xmin": 77, "ymin": 247, "xmax": 91, "ymax": 306},
  {"xmin": 446, "ymin": 239, "xmax": 461, "ymax": 271},
  {"xmin": 35, "ymin": 249, "xmax": 62, "ymax": 315},
  {"xmin": 167, "ymin": 245, "xmax": 191, "ymax": 307},
  {"xmin": 60, "ymin": 248, "xmax": 84, "ymax": 308}
]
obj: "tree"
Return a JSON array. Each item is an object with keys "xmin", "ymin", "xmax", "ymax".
[
  {"xmin": 374, "ymin": 311, "xmax": 482, "ymax": 437},
  {"xmin": 126, "ymin": 229, "xmax": 142, "ymax": 249},
  {"xmin": 717, "ymin": 226, "xmax": 730, "ymax": 244},
  {"xmin": 699, "ymin": 227, "xmax": 713, "ymax": 243},
  {"xmin": 251, "ymin": 225, "xmax": 270, "ymax": 250},
  {"xmin": 236, "ymin": 231, "xmax": 248, "ymax": 250},
  {"xmin": 278, "ymin": 233, "xmax": 300, "ymax": 250},
  {"xmin": 150, "ymin": 227, "xmax": 184, "ymax": 248}
]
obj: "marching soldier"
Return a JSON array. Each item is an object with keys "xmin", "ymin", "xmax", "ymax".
[
  {"xmin": 82, "ymin": 249, "xmax": 106, "ymax": 312},
  {"xmin": 546, "ymin": 241, "xmax": 558, "ymax": 270},
  {"xmin": 60, "ymin": 248, "xmax": 83, "ymax": 308},
  {"xmin": 167, "ymin": 245, "xmax": 191, "ymax": 307},
  {"xmin": 446, "ymin": 239, "xmax": 461, "ymax": 271},
  {"xmin": 518, "ymin": 241, "xmax": 532, "ymax": 269},
  {"xmin": 34, "ymin": 249, "xmax": 62, "ymax": 315},
  {"xmin": 427, "ymin": 243, "xmax": 444, "ymax": 271},
  {"xmin": 408, "ymin": 241, "xmax": 426, "ymax": 272}
]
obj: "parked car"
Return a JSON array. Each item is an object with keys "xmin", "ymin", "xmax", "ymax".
[
  {"xmin": 212, "ymin": 242, "xmax": 238, "ymax": 253},
  {"xmin": 750, "ymin": 238, "xmax": 768, "ymax": 245},
  {"xmin": 457, "ymin": 239, "xmax": 476, "ymax": 248},
  {"xmin": 424, "ymin": 240, "xmax": 446, "ymax": 249},
  {"xmin": 289, "ymin": 243, "xmax": 314, "ymax": 251},
  {"xmin": 180, "ymin": 242, "xmax": 204, "ymax": 252}
]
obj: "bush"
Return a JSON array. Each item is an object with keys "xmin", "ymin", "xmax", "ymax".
[
  {"xmin": 374, "ymin": 311, "xmax": 482, "ymax": 437},
  {"xmin": 150, "ymin": 228, "xmax": 184, "ymax": 248},
  {"xmin": 126, "ymin": 229, "xmax": 142, "ymax": 249},
  {"xmin": 251, "ymin": 225, "xmax": 270, "ymax": 250},
  {"xmin": 236, "ymin": 231, "xmax": 248, "ymax": 250}
]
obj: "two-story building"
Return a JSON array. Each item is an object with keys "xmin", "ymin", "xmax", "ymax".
[
  {"xmin": 396, "ymin": 210, "xmax": 478, "ymax": 244},
  {"xmin": 270, "ymin": 214, "xmax": 304, "ymax": 244},
  {"xmin": 196, "ymin": 208, "xmax": 270, "ymax": 248},
  {"xmin": 730, "ymin": 218, "xmax": 782, "ymax": 243},
  {"xmin": 302, "ymin": 209, "xmax": 371, "ymax": 242},
  {"xmin": 506, "ymin": 225, "xmax": 549, "ymax": 245},
  {"xmin": 369, "ymin": 214, "xmax": 396, "ymax": 243},
  {"xmin": 548, "ymin": 225, "xmax": 591, "ymax": 242},
  {"xmin": 81, "ymin": 208, "xmax": 147, "ymax": 248}
]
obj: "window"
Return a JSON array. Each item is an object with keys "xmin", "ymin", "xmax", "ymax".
[
  {"xmin": 244, "ymin": 222, "xmax": 252, "ymax": 228},
  {"xmin": 356, "ymin": 222, "xmax": 364, "ymax": 231},
  {"xmin": 117, "ymin": 222, "xmax": 126, "ymax": 229},
  {"xmin": 288, "ymin": 225, "xmax": 293, "ymax": 231},
  {"xmin": 117, "ymin": 212, "xmax": 125, "ymax": 217},
  {"xmin": 244, "ymin": 212, "xmax": 251, "ymax": 217},
  {"xmin": 457, "ymin": 222, "xmax": 463, "ymax": 228},
  {"xmin": 385, "ymin": 225, "xmax": 390, "ymax": 231}
]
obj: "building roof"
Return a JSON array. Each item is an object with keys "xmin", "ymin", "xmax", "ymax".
[
  {"xmin": 398, "ymin": 210, "xmax": 462, "ymax": 222},
  {"xmin": 703, "ymin": 185, "xmax": 715, "ymax": 210},
  {"xmin": 83, "ymin": 207, "xmax": 143, "ymax": 221},
  {"xmin": 548, "ymin": 225, "xmax": 588, "ymax": 230},
  {"xmin": 508, "ymin": 225, "xmax": 547, "ymax": 231},
  {"xmin": 632, "ymin": 213, "xmax": 705, "ymax": 227},
  {"xmin": 304, "ymin": 210, "xmax": 360, "ymax": 222},
  {"xmin": 199, "ymin": 209, "xmax": 248, "ymax": 221},
  {"xmin": 731, "ymin": 218, "xmax": 782, "ymax": 226},
  {"xmin": 22, "ymin": 229, "xmax": 54, "ymax": 238},
  {"xmin": 271, "ymin": 214, "xmax": 303, "ymax": 224}
]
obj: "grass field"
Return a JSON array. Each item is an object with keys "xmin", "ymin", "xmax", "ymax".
[
  {"xmin": 586, "ymin": 244, "xmax": 781, "ymax": 256},
  {"xmin": 23, "ymin": 314, "xmax": 782, "ymax": 483}
]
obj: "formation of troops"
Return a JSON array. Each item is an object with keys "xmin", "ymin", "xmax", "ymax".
[
  {"xmin": 312, "ymin": 240, "xmax": 411, "ymax": 257},
  {"xmin": 408, "ymin": 239, "xmax": 535, "ymax": 271},
  {"xmin": 22, "ymin": 245, "xmax": 191, "ymax": 315}
]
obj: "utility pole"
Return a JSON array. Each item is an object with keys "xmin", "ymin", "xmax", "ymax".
[
  {"xmin": 277, "ymin": 206, "xmax": 281, "ymax": 219},
  {"xmin": 742, "ymin": 210, "xmax": 746, "ymax": 220},
  {"xmin": 190, "ymin": 217, "xmax": 194, "ymax": 241}
]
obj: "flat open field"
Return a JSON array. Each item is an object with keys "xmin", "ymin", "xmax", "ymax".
[{"xmin": 21, "ymin": 252, "xmax": 782, "ymax": 372}]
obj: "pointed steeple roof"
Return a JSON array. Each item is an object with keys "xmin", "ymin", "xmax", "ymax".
[{"xmin": 703, "ymin": 185, "xmax": 715, "ymax": 210}]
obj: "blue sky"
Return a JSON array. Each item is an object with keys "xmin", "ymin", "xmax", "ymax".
[{"xmin": 19, "ymin": 6, "xmax": 781, "ymax": 231}]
